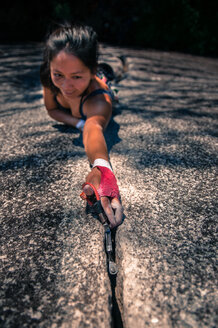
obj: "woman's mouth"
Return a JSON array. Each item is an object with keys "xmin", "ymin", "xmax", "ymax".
[{"xmin": 62, "ymin": 90, "xmax": 75, "ymax": 96}]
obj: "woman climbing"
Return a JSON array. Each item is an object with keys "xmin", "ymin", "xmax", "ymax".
[{"xmin": 40, "ymin": 23, "xmax": 124, "ymax": 228}]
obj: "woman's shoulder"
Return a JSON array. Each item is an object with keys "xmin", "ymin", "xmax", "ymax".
[
  {"xmin": 83, "ymin": 78, "xmax": 113, "ymax": 107},
  {"xmin": 82, "ymin": 77, "xmax": 113, "ymax": 118},
  {"xmin": 91, "ymin": 75, "xmax": 109, "ymax": 91}
]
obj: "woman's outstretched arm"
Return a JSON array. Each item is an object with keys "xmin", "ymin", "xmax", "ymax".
[{"xmin": 82, "ymin": 98, "xmax": 123, "ymax": 228}]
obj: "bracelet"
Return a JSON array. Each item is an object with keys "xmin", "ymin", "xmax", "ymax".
[
  {"xmin": 92, "ymin": 158, "xmax": 113, "ymax": 172},
  {"xmin": 76, "ymin": 119, "xmax": 85, "ymax": 131}
]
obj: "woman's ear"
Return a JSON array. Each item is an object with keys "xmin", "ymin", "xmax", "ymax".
[{"xmin": 92, "ymin": 66, "xmax": 97, "ymax": 77}]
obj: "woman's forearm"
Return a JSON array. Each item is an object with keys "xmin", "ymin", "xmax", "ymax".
[
  {"xmin": 83, "ymin": 121, "xmax": 109, "ymax": 164},
  {"xmin": 47, "ymin": 108, "xmax": 80, "ymax": 127}
]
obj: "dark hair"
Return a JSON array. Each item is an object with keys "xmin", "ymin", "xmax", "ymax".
[{"xmin": 40, "ymin": 23, "xmax": 98, "ymax": 93}]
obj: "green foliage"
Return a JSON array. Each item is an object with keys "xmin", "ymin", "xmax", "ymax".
[
  {"xmin": 52, "ymin": 1, "xmax": 72, "ymax": 21},
  {"xmin": 0, "ymin": 0, "xmax": 217, "ymax": 57}
]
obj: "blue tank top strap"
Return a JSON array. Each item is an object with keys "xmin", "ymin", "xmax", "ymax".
[
  {"xmin": 54, "ymin": 95, "xmax": 72, "ymax": 115},
  {"xmin": 79, "ymin": 89, "xmax": 114, "ymax": 120}
]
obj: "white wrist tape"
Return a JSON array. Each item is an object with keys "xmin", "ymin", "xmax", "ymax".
[
  {"xmin": 93, "ymin": 158, "xmax": 113, "ymax": 172},
  {"xmin": 76, "ymin": 119, "xmax": 85, "ymax": 131}
]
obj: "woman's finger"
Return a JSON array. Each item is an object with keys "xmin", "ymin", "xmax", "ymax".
[
  {"xmin": 111, "ymin": 197, "xmax": 123, "ymax": 226},
  {"xmin": 101, "ymin": 196, "xmax": 117, "ymax": 228},
  {"xmin": 101, "ymin": 196, "xmax": 123, "ymax": 228}
]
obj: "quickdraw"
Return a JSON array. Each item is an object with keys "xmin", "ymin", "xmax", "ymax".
[{"xmin": 80, "ymin": 182, "xmax": 118, "ymax": 275}]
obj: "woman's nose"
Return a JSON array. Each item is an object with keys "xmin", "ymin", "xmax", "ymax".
[{"xmin": 62, "ymin": 78, "xmax": 74, "ymax": 90}]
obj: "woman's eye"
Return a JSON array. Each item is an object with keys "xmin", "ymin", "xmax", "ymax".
[
  {"xmin": 53, "ymin": 73, "xmax": 63, "ymax": 78},
  {"xmin": 72, "ymin": 76, "xmax": 81, "ymax": 79}
]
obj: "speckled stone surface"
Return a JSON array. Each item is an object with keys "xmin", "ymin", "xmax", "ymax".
[
  {"xmin": 0, "ymin": 44, "xmax": 217, "ymax": 328},
  {"xmin": 113, "ymin": 49, "xmax": 218, "ymax": 328},
  {"xmin": 0, "ymin": 44, "xmax": 113, "ymax": 328}
]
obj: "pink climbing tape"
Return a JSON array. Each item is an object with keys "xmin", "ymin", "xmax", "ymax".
[{"xmin": 96, "ymin": 166, "xmax": 120, "ymax": 200}]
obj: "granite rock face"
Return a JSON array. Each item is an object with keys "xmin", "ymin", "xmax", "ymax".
[
  {"xmin": 113, "ymin": 49, "xmax": 218, "ymax": 328},
  {"xmin": 0, "ymin": 44, "xmax": 112, "ymax": 328},
  {"xmin": 0, "ymin": 44, "xmax": 217, "ymax": 327}
]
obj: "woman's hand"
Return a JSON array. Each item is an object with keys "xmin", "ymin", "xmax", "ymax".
[{"xmin": 84, "ymin": 167, "xmax": 123, "ymax": 228}]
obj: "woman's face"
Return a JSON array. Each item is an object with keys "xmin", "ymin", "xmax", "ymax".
[{"xmin": 50, "ymin": 50, "xmax": 94, "ymax": 98}]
